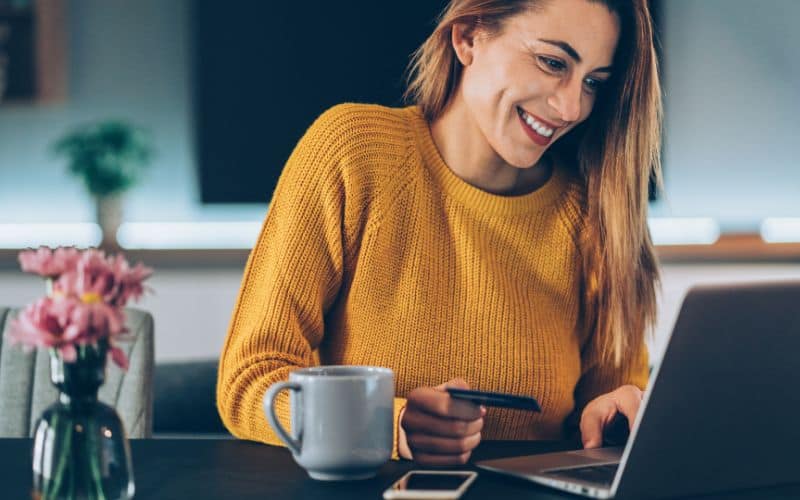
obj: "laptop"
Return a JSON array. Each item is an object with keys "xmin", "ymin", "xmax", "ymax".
[{"xmin": 477, "ymin": 281, "xmax": 800, "ymax": 499}]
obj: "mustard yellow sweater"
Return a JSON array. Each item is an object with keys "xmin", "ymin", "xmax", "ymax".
[{"xmin": 217, "ymin": 103, "xmax": 648, "ymax": 457}]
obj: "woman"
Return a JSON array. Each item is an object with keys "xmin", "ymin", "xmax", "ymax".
[{"xmin": 217, "ymin": 0, "xmax": 661, "ymax": 466}]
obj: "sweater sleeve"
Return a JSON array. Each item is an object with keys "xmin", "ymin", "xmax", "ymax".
[
  {"xmin": 216, "ymin": 105, "xmax": 410, "ymax": 459},
  {"xmin": 216, "ymin": 107, "xmax": 350, "ymax": 447},
  {"xmin": 393, "ymin": 398, "xmax": 408, "ymax": 460}
]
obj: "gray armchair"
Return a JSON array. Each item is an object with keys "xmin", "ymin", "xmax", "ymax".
[{"xmin": 0, "ymin": 307, "xmax": 154, "ymax": 438}]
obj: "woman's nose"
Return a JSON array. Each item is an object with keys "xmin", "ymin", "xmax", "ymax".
[{"xmin": 546, "ymin": 80, "xmax": 583, "ymax": 124}]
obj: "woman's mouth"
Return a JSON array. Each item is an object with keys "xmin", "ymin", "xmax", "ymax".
[{"xmin": 517, "ymin": 106, "xmax": 557, "ymax": 146}]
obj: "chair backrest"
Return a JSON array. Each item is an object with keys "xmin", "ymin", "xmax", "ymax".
[
  {"xmin": 153, "ymin": 360, "xmax": 229, "ymax": 436},
  {"xmin": 0, "ymin": 307, "xmax": 154, "ymax": 438}
]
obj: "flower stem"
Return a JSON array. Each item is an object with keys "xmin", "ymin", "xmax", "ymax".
[
  {"xmin": 88, "ymin": 417, "xmax": 108, "ymax": 500},
  {"xmin": 81, "ymin": 424, "xmax": 94, "ymax": 499},
  {"xmin": 47, "ymin": 413, "xmax": 73, "ymax": 499},
  {"xmin": 67, "ymin": 440, "xmax": 75, "ymax": 498},
  {"xmin": 41, "ymin": 412, "xmax": 58, "ymax": 499}
]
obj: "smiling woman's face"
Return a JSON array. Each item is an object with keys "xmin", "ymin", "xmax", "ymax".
[{"xmin": 453, "ymin": 0, "xmax": 621, "ymax": 168}]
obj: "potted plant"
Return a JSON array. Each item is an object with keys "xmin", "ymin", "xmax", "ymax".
[
  {"xmin": 53, "ymin": 121, "xmax": 154, "ymax": 250},
  {"xmin": 9, "ymin": 246, "xmax": 153, "ymax": 499}
]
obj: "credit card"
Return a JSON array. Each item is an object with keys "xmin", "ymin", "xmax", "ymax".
[{"xmin": 446, "ymin": 388, "xmax": 541, "ymax": 412}]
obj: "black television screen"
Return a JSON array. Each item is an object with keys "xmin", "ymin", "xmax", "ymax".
[
  {"xmin": 193, "ymin": 1, "xmax": 448, "ymax": 203},
  {"xmin": 193, "ymin": 1, "xmax": 663, "ymax": 204}
]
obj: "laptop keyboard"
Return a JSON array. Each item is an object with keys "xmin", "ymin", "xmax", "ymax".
[{"xmin": 542, "ymin": 463, "xmax": 619, "ymax": 487}]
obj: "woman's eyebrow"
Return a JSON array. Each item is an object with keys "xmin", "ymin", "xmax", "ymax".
[{"xmin": 538, "ymin": 38, "xmax": 613, "ymax": 73}]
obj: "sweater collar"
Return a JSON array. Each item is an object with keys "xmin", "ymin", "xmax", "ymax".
[{"xmin": 407, "ymin": 106, "xmax": 568, "ymax": 217}]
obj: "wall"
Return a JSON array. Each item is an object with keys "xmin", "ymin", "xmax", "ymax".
[
  {"xmin": 1, "ymin": 1, "xmax": 799, "ymax": 367},
  {"xmin": 652, "ymin": 0, "xmax": 800, "ymax": 231},
  {"xmin": 0, "ymin": 0, "xmax": 798, "ymax": 231},
  {"xmin": 0, "ymin": 0, "xmax": 265, "ymax": 225},
  {"xmin": 0, "ymin": 267, "xmax": 242, "ymax": 362},
  {"xmin": 2, "ymin": 263, "xmax": 799, "ymax": 364}
]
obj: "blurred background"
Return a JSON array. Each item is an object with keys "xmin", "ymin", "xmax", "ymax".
[{"xmin": 0, "ymin": 0, "xmax": 798, "ymax": 367}]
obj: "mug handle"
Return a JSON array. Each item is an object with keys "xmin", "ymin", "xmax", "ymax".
[{"xmin": 263, "ymin": 381, "xmax": 302, "ymax": 455}]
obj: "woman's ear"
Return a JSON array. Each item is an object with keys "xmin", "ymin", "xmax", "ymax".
[{"xmin": 451, "ymin": 22, "xmax": 478, "ymax": 66}]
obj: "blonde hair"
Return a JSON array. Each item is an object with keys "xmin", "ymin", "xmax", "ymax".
[{"xmin": 404, "ymin": 0, "xmax": 663, "ymax": 366}]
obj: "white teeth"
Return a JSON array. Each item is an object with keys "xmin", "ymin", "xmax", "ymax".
[{"xmin": 519, "ymin": 108, "xmax": 554, "ymax": 138}]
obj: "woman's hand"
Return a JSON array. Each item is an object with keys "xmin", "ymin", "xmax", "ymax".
[
  {"xmin": 398, "ymin": 378, "xmax": 486, "ymax": 465},
  {"xmin": 580, "ymin": 384, "xmax": 644, "ymax": 449}
]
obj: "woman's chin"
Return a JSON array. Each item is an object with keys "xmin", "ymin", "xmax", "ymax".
[{"xmin": 505, "ymin": 151, "xmax": 546, "ymax": 169}]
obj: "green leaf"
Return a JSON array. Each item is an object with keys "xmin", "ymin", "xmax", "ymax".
[{"xmin": 52, "ymin": 120, "xmax": 155, "ymax": 197}]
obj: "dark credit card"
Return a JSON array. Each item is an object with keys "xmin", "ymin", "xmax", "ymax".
[{"xmin": 446, "ymin": 388, "xmax": 541, "ymax": 412}]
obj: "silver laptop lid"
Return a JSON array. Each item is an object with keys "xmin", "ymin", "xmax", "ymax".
[{"xmin": 614, "ymin": 280, "xmax": 800, "ymax": 498}]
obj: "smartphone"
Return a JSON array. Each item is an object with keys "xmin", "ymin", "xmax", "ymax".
[{"xmin": 383, "ymin": 470, "xmax": 478, "ymax": 499}]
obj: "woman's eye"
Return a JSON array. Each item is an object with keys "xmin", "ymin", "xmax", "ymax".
[
  {"xmin": 538, "ymin": 56, "xmax": 566, "ymax": 72},
  {"xmin": 583, "ymin": 77, "xmax": 606, "ymax": 94}
]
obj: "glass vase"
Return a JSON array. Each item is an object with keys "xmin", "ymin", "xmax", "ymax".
[{"xmin": 32, "ymin": 340, "xmax": 135, "ymax": 500}]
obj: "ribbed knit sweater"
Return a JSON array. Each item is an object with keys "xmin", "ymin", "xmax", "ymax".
[{"xmin": 216, "ymin": 103, "xmax": 649, "ymax": 458}]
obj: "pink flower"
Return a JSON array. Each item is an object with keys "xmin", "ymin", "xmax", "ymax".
[
  {"xmin": 108, "ymin": 255, "xmax": 153, "ymax": 307},
  {"xmin": 8, "ymin": 297, "xmax": 82, "ymax": 362},
  {"xmin": 61, "ymin": 298, "xmax": 126, "ymax": 341},
  {"xmin": 55, "ymin": 249, "xmax": 114, "ymax": 302},
  {"xmin": 9, "ymin": 247, "xmax": 151, "ymax": 371},
  {"xmin": 56, "ymin": 250, "xmax": 152, "ymax": 308},
  {"xmin": 109, "ymin": 345, "xmax": 130, "ymax": 371},
  {"xmin": 18, "ymin": 246, "xmax": 82, "ymax": 278},
  {"xmin": 7, "ymin": 296, "xmax": 130, "ymax": 368}
]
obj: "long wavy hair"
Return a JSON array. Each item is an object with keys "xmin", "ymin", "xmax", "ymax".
[{"xmin": 404, "ymin": 0, "xmax": 662, "ymax": 366}]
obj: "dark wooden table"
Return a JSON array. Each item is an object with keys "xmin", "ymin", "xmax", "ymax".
[{"xmin": 2, "ymin": 438, "xmax": 799, "ymax": 499}]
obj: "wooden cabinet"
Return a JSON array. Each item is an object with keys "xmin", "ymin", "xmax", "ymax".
[{"xmin": 0, "ymin": 0, "xmax": 66, "ymax": 104}]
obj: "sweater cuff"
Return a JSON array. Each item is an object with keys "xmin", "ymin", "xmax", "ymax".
[{"xmin": 391, "ymin": 397, "xmax": 407, "ymax": 460}]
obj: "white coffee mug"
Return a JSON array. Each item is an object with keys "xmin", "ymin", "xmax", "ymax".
[{"xmin": 264, "ymin": 365, "xmax": 394, "ymax": 480}]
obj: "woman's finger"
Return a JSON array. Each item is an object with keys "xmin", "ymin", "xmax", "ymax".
[
  {"xmin": 407, "ymin": 431, "xmax": 482, "ymax": 455},
  {"xmin": 580, "ymin": 403, "xmax": 610, "ymax": 449},
  {"xmin": 402, "ymin": 407, "xmax": 484, "ymax": 438},
  {"xmin": 612, "ymin": 385, "xmax": 643, "ymax": 430},
  {"xmin": 412, "ymin": 451, "xmax": 472, "ymax": 466},
  {"xmin": 407, "ymin": 386, "xmax": 483, "ymax": 421},
  {"xmin": 580, "ymin": 385, "xmax": 644, "ymax": 449},
  {"xmin": 435, "ymin": 378, "xmax": 469, "ymax": 391}
]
